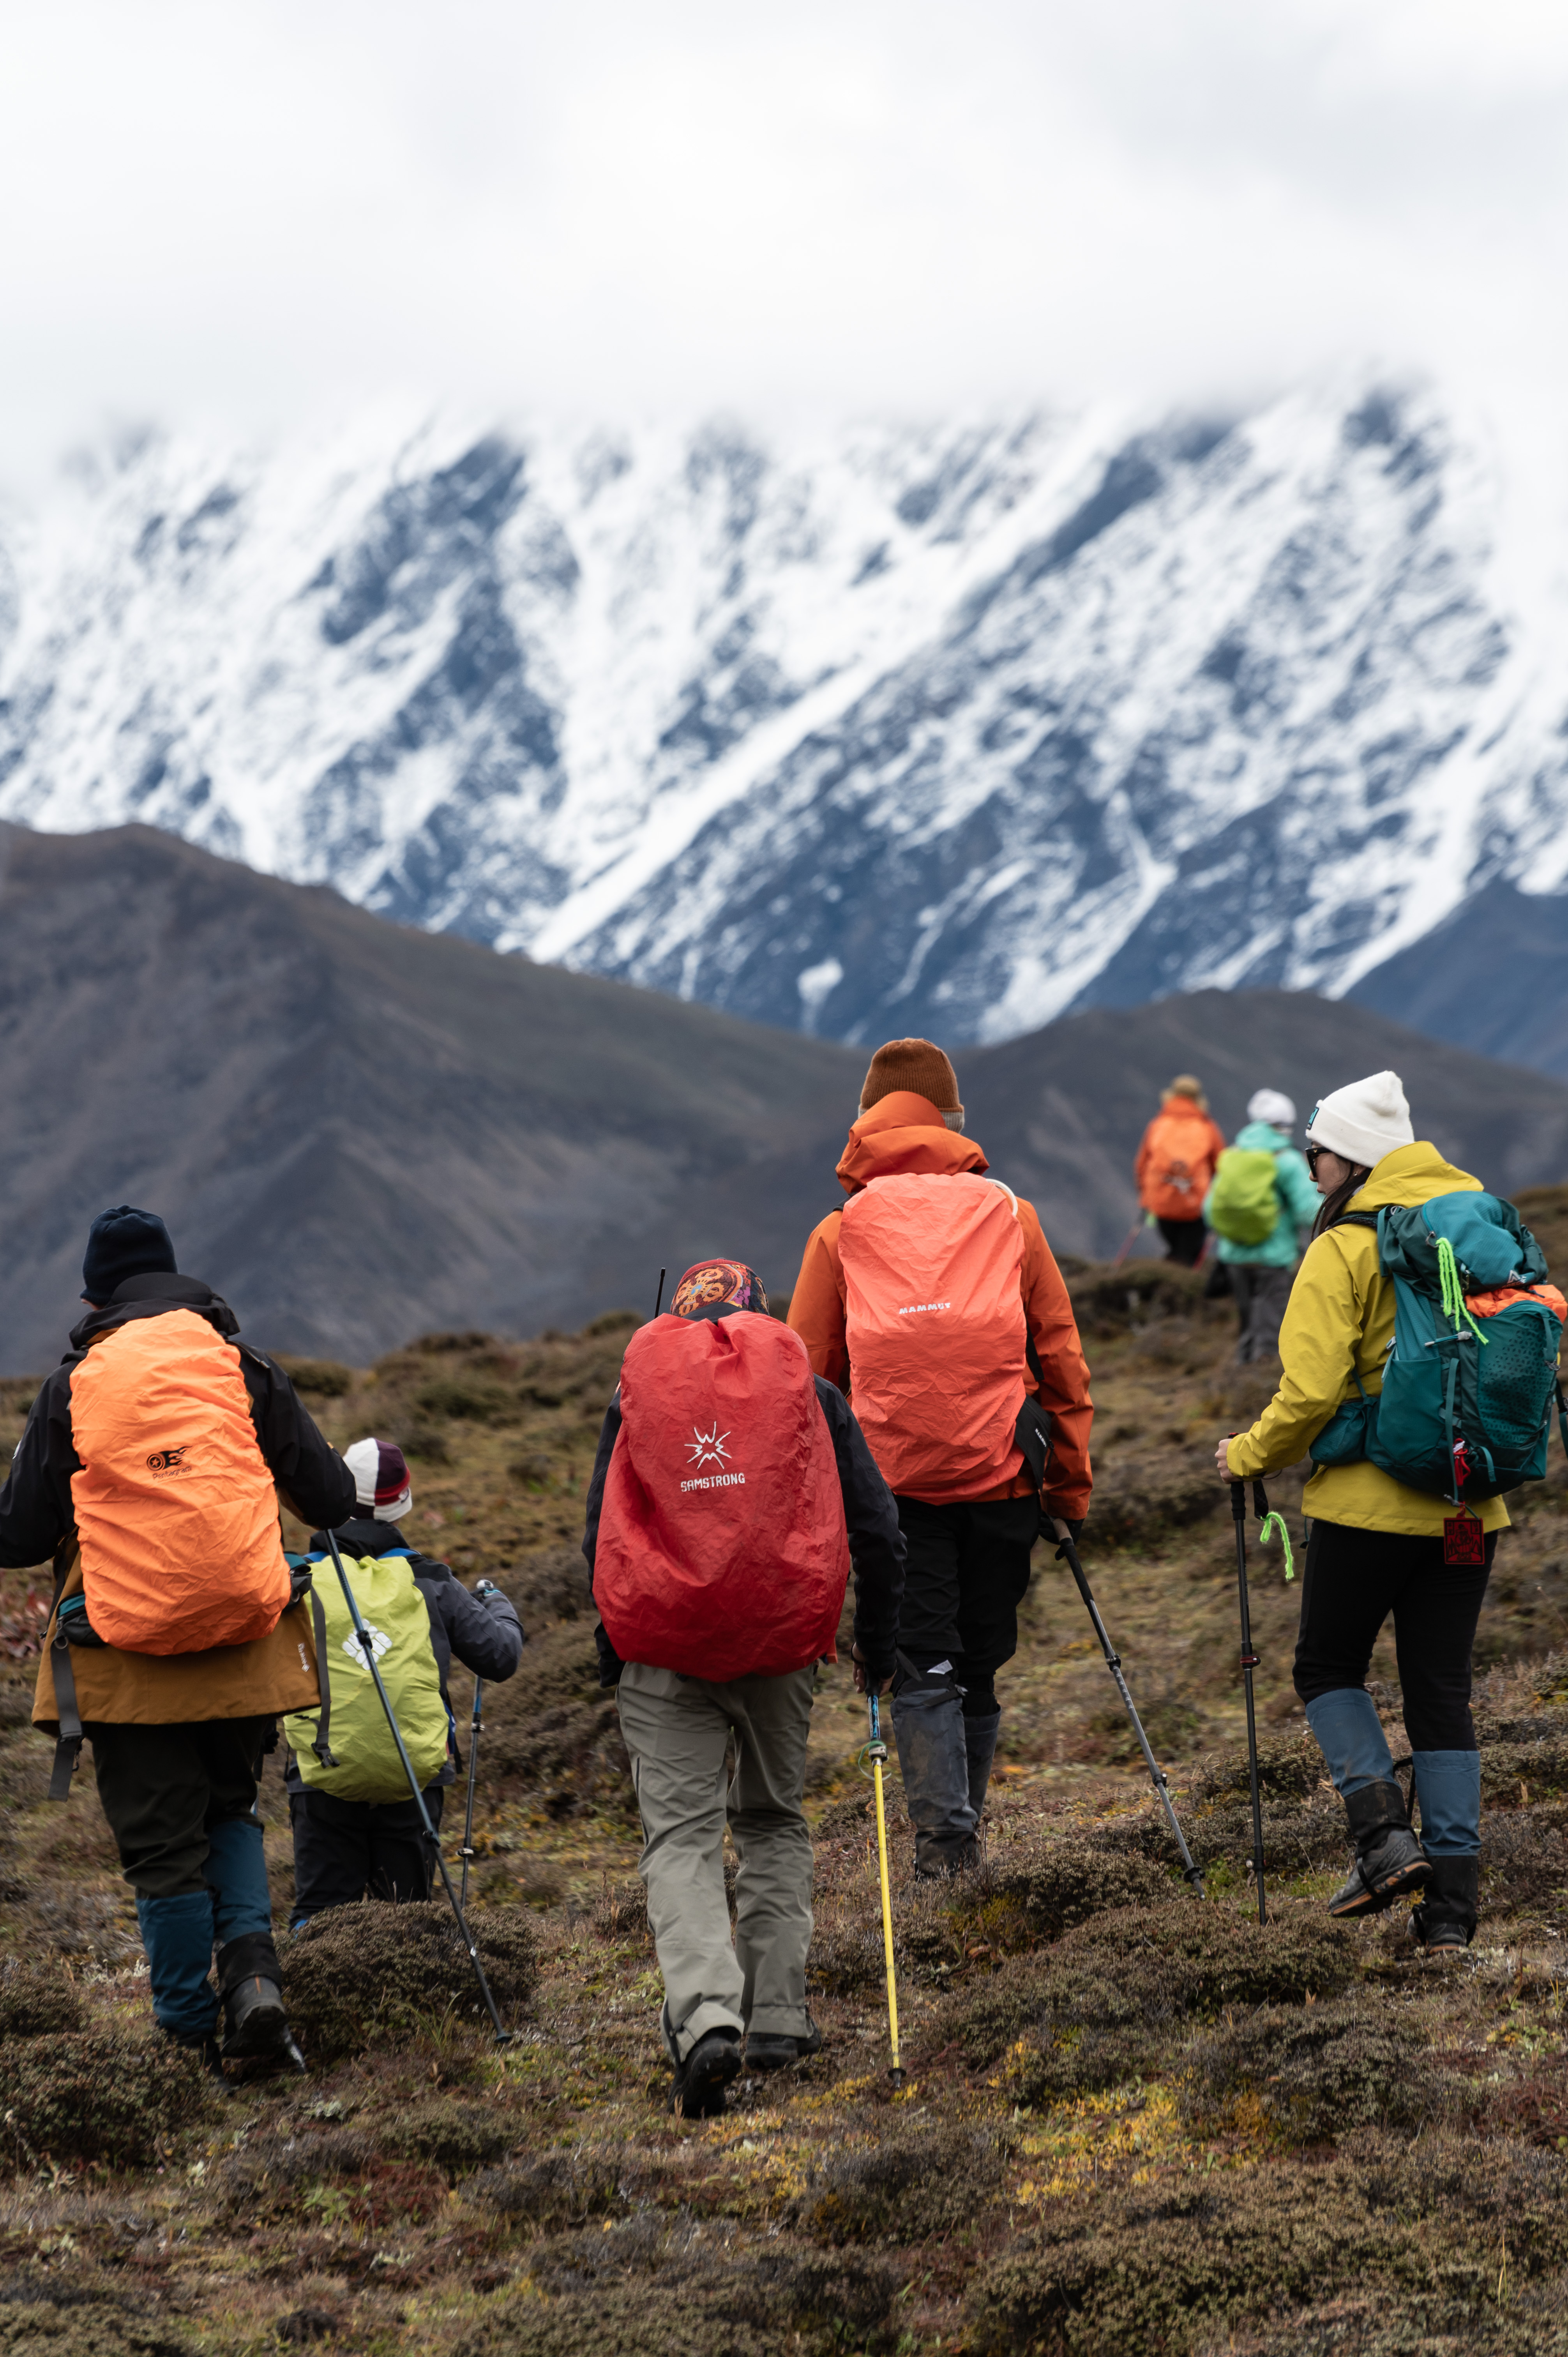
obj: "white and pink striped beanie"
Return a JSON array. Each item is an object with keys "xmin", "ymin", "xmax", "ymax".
[{"xmin": 344, "ymin": 1436, "xmax": 413, "ymax": 1522}]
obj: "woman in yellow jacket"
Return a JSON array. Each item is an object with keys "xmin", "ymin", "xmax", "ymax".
[{"xmin": 1216, "ymin": 1071, "xmax": 1507, "ymax": 1952}]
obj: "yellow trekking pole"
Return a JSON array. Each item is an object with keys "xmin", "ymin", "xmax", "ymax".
[{"xmin": 866, "ymin": 1691, "xmax": 906, "ymax": 2088}]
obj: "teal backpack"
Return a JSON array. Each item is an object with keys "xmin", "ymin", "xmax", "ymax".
[{"xmin": 1310, "ymin": 1191, "xmax": 1568, "ymax": 1504}]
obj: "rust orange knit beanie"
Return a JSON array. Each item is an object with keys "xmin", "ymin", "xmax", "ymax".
[{"xmin": 859, "ymin": 1038, "xmax": 964, "ymax": 1127}]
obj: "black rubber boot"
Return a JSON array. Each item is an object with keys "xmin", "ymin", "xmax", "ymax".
[
  {"xmin": 164, "ymin": 2027, "xmax": 232, "ymax": 2088},
  {"xmin": 1411, "ymin": 1855, "xmax": 1479, "ymax": 1953},
  {"xmin": 669, "ymin": 2028, "xmax": 742, "ymax": 2118},
  {"xmin": 746, "ymin": 2018, "xmax": 824, "ymax": 2074},
  {"xmin": 1327, "ymin": 1778, "xmax": 1432, "ymax": 1919}
]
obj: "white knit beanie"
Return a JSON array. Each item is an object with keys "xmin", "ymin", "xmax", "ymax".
[
  {"xmin": 1304, "ymin": 1071, "xmax": 1414, "ymax": 1169},
  {"xmin": 1247, "ymin": 1088, "xmax": 1296, "ymax": 1129}
]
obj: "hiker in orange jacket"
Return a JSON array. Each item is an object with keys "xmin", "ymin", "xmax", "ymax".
[
  {"xmin": 1134, "ymin": 1075, "xmax": 1227, "ymax": 1267},
  {"xmin": 789, "ymin": 1039, "xmax": 1093, "ymax": 1874}
]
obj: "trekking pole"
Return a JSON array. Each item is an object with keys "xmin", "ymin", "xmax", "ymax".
[
  {"xmin": 318, "ymin": 1527, "xmax": 512, "ymax": 2043},
  {"xmin": 652, "ymin": 1267, "xmax": 666, "ymax": 1319},
  {"xmin": 865, "ymin": 1691, "xmax": 905, "ymax": 2088},
  {"xmin": 1051, "ymin": 1520, "xmax": 1204, "ymax": 1892},
  {"xmin": 1112, "ymin": 1213, "xmax": 1149, "ymax": 1269},
  {"xmin": 459, "ymin": 1677, "xmax": 483, "ymax": 1912},
  {"xmin": 1229, "ymin": 1480, "xmax": 1268, "ymax": 1924}
]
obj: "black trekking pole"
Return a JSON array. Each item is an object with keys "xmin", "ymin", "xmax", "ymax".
[
  {"xmin": 1051, "ymin": 1518, "xmax": 1204, "ymax": 1892},
  {"xmin": 459, "ymin": 1678, "xmax": 483, "ymax": 1912},
  {"xmin": 652, "ymin": 1267, "xmax": 666, "ymax": 1319},
  {"xmin": 318, "ymin": 1527, "xmax": 512, "ymax": 2044},
  {"xmin": 1230, "ymin": 1480, "xmax": 1268, "ymax": 1924}
]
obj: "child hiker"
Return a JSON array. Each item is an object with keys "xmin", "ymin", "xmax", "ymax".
[{"xmin": 583, "ymin": 1260, "xmax": 905, "ymax": 2117}]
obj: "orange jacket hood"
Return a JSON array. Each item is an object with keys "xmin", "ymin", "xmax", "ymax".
[{"xmin": 835, "ymin": 1091, "xmax": 989, "ymax": 1195}]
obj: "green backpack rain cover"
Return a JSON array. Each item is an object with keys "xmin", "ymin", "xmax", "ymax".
[
  {"xmin": 1310, "ymin": 1192, "xmax": 1568, "ymax": 1504},
  {"xmin": 283, "ymin": 1549, "xmax": 449, "ymax": 1803},
  {"xmin": 1208, "ymin": 1147, "xmax": 1282, "ymax": 1246}
]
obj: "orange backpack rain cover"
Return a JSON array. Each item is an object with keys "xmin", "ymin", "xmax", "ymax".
[
  {"xmin": 595, "ymin": 1312, "xmax": 851, "ymax": 1680},
  {"xmin": 69, "ymin": 1312, "xmax": 291, "ymax": 1655},
  {"xmin": 840, "ymin": 1172, "xmax": 1028, "ymax": 1502}
]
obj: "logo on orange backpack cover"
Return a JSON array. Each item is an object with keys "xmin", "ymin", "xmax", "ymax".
[
  {"xmin": 682, "ymin": 1423, "xmax": 746, "ymax": 1493},
  {"xmin": 145, "ymin": 1447, "xmax": 189, "ymax": 1474}
]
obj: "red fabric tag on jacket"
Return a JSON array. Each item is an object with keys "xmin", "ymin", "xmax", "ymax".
[{"xmin": 1443, "ymin": 1511, "xmax": 1486, "ymax": 1565}]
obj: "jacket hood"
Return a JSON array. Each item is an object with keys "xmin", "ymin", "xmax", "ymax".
[
  {"xmin": 1235, "ymin": 1120, "xmax": 1289, "ymax": 1150},
  {"xmin": 836, "ymin": 1090, "xmax": 988, "ymax": 1195},
  {"xmin": 1347, "ymin": 1141, "xmax": 1481, "ymax": 1213},
  {"xmin": 1158, "ymin": 1096, "xmax": 1213, "ymax": 1121},
  {"xmin": 69, "ymin": 1272, "xmax": 239, "ymax": 1355}
]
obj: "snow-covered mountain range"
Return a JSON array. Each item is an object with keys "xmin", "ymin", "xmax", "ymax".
[{"xmin": 2, "ymin": 381, "xmax": 1565, "ymax": 1049}]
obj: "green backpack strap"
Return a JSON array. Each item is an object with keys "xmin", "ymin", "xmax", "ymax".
[
  {"xmin": 286, "ymin": 1558, "xmax": 341, "ymax": 1771},
  {"xmin": 1558, "ymin": 1380, "xmax": 1568, "ymax": 1468}
]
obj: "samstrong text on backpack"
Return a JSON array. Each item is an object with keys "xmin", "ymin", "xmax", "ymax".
[
  {"xmin": 283, "ymin": 1547, "xmax": 450, "ymax": 1803},
  {"xmin": 594, "ymin": 1312, "xmax": 850, "ymax": 1680},
  {"xmin": 68, "ymin": 1311, "xmax": 292, "ymax": 1653},
  {"xmin": 839, "ymin": 1170, "xmax": 1028, "ymax": 1501},
  {"xmin": 1310, "ymin": 1191, "xmax": 1568, "ymax": 1503},
  {"xmin": 1208, "ymin": 1147, "xmax": 1282, "ymax": 1247}
]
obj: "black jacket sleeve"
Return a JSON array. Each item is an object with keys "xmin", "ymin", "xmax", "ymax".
[
  {"xmin": 0, "ymin": 1368, "xmax": 79, "ymax": 1573},
  {"xmin": 240, "ymin": 1348, "xmax": 357, "ymax": 1531},
  {"xmin": 581, "ymin": 1392, "xmax": 624, "ymax": 1688},
  {"xmin": 436, "ymin": 1577, "xmax": 524, "ymax": 1682},
  {"xmin": 814, "ymin": 1376, "xmax": 905, "ymax": 1680}
]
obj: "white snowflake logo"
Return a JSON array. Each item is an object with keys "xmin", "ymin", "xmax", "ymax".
[
  {"xmin": 342, "ymin": 1623, "xmax": 392, "ymax": 1667},
  {"xmin": 687, "ymin": 1424, "xmax": 732, "ymax": 1470}
]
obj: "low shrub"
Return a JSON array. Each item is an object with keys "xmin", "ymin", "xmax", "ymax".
[
  {"xmin": 0, "ymin": 2280, "xmax": 194, "ymax": 2357},
  {"xmin": 0, "ymin": 2032, "xmax": 218, "ymax": 2168},
  {"xmin": 276, "ymin": 1357, "xmax": 354, "ymax": 1398},
  {"xmin": 378, "ymin": 2096, "xmax": 513, "ymax": 2176},
  {"xmin": 793, "ymin": 2119, "xmax": 1005, "ymax": 2246},
  {"xmin": 469, "ymin": 2149, "xmax": 623, "ymax": 2231},
  {"xmin": 986, "ymin": 1836, "xmax": 1176, "ymax": 1938},
  {"xmin": 1180, "ymin": 1997, "xmax": 1459, "ymax": 2145},
  {"xmin": 282, "ymin": 1902, "xmax": 536, "ymax": 2061},
  {"xmin": 0, "ymin": 1955, "xmax": 83, "ymax": 2036}
]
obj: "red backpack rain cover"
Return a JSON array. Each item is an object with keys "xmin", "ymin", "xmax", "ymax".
[
  {"xmin": 839, "ymin": 1171, "xmax": 1028, "ymax": 1502},
  {"xmin": 595, "ymin": 1312, "xmax": 851, "ymax": 1680}
]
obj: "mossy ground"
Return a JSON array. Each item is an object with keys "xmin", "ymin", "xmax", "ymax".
[{"xmin": 3, "ymin": 1203, "xmax": 1568, "ymax": 2351}]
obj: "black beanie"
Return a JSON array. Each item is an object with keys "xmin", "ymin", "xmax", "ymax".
[{"xmin": 82, "ymin": 1206, "xmax": 177, "ymax": 1304}]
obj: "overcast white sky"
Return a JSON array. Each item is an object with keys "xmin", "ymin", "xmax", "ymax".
[{"xmin": 2, "ymin": 0, "xmax": 1566, "ymax": 479}]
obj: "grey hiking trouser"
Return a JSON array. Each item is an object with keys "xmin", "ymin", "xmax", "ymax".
[
  {"xmin": 1227, "ymin": 1263, "xmax": 1295, "ymax": 1362},
  {"xmin": 616, "ymin": 1660, "xmax": 817, "ymax": 2062}
]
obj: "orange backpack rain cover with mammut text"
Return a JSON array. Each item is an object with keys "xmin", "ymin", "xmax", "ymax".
[
  {"xmin": 595, "ymin": 1312, "xmax": 850, "ymax": 1680},
  {"xmin": 840, "ymin": 1171, "xmax": 1028, "ymax": 1502},
  {"xmin": 69, "ymin": 1311, "xmax": 291, "ymax": 1654}
]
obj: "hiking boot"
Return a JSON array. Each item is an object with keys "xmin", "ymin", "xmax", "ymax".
[
  {"xmin": 669, "ymin": 2028, "xmax": 742, "ymax": 2118},
  {"xmin": 1411, "ymin": 1855, "xmax": 1479, "ymax": 1954},
  {"xmin": 221, "ymin": 1974, "xmax": 305, "ymax": 2073},
  {"xmin": 164, "ymin": 2027, "xmax": 232, "ymax": 2088},
  {"xmin": 1327, "ymin": 1778, "xmax": 1432, "ymax": 1919},
  {"xmin": 746, "ymin": 2019, "xmax": 824, "ymax": 2074},
  {"xmin": 964, "ymin": 1707, "xmax": 1002, "ymax": 1825}
]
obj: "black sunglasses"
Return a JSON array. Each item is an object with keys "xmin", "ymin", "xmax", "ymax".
[{"xmin": 1305, "ymin": 1144, "xmax": 1328, "ymax": 1174}]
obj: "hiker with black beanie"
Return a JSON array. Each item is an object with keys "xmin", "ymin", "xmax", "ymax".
[
  {"xmin": 1215, "ymin": 1074, "xmax": 1513, "ymax": 1951},
  {"xmin": 788, "ymin": 1041, "xmax": 1094, "ymax": 1878},
  {"xmin": 0, "ymin": 1206, "xmax": 355, "ymax": 2072},
  {"xmin": 582, "ymin": 1260, "xmax": 904, "ymax": 2117}
]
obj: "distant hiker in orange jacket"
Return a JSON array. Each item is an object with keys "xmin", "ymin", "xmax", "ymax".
[
  {"xmin": 789, "ymin": 1040, "xmax": 1093, "ymax": 1876},
  {"xmin": 1135, "ymin": 1075, "xmax": 1227, "ymax": 1267},
  {"xmin": 1, "ymin": 1206, "xmax": 355, "ymax": 2076}
]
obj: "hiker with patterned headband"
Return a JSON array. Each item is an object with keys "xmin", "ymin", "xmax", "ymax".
[{"xmin": 582, "ymin": 1259, "xmax": 905, "ymax": 2117}]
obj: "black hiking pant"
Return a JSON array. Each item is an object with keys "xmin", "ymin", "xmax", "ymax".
[
  {"xmin": 1158, "ymin": 1217, "xmax": 1206, "ymax": 1267},
  {"xmin": 892, "ymin": 1495, "xmax": 1040, "ymax": 1714},
  {"xmin": 89, "ymin": 1715, "xmax": 273, "ymax": 1896},
  {"xmin": 1293, "ymin": 1519, "xmax": 1498, "ymax": 1751},
  {"xmin": 289, "ymin": 1783, "xmax": 445, "ymax": 1924}
]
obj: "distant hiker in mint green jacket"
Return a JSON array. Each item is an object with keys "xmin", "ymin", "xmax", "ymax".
[{"xmin": 1202, "ymin": 1088, "xmax": 1319, "ymax": 1363}]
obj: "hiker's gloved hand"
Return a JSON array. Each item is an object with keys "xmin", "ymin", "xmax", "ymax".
[
  {"xmin": 475, "ymin": 1579, "xmax": 503, "ymax": 1609},
  {"xmin": 851, "ymin": 1642, "xmax": 893, "ymax": 1696},
  {"xmin": 1050, "ymin": 1518, "xmax": 1085, "ymax": 1560}
]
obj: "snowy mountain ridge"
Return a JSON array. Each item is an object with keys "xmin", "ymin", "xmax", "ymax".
[{"xmin": 1, "ymin": 379, "xmax": 1564, "ymax": 1047}]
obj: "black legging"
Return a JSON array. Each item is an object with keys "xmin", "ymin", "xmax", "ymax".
[{"xmin": 1293, "ymin": 1518, "xmax": 1497, "ymax": 1752}]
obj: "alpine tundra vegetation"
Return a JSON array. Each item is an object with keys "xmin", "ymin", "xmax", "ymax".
[{"xmin": 4, "ymin": 1217, "xmax": 1568, "ymax": 2355}]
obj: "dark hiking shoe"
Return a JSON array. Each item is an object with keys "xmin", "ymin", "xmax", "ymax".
[
  {"xmin": 221, "ymin": 1974, "xmax": 306, "ymax": 2073},
  {"xmin": 1328, "ymin": 1779, "xmax": 1432, "ymax": 1919},
  {"xmin": 1412, "ymin": 1855, "xmax": 1479, "ymax": 1954},
  {"xmin": 165, "ymin": 2028, "xmax": 233, "ymax": 2088},
  {"xmin": 746, "ymin": 2020, "xmax": 824, "ymax": 2073},
  {"xmin": 668, "ymin": 2029, "xmax": 742, "ymax": 2118}
]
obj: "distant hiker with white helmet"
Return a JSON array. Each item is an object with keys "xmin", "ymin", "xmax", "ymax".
[
  {"xmin": 1203, "ymin": 1088, "xmax": 1319, "ymax": 1362},
  {"xmin": 0, "ymin": 1206, "xmax": 356, "ymax": 2075},
  {"xmin": 1215, "ymin": 1072, "xmax": 1568, "ymax": 1952},
  {"xmin": 788, "ymin": 1041, "xmax": 1094, "ymax": 1878},
  {"xmin": 284, "ymin": 1437, "xmax": 522, "ymax": 1927},
  {"xmin": 583, "ymin": 1260, "xmax": 904, "ymax": 2117},
  {"xmin": 1135, "ymin": 1075, "xmax": 1227, "ymax": 1267}
]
